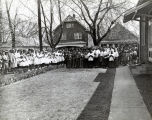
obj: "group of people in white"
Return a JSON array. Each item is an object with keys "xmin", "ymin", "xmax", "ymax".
[
  {"xmin": 85, "ymin": 46, "xmax": 119, "ymax": 68},
  {"xmin": 0, "ymin": 49, "xmax": 65, "ymax": 73}
]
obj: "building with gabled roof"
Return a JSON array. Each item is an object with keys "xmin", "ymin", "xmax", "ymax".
[
  {"xmin": 54, "ymin": 14, "xmax": 88, "ymax": 48},
  {"xmin": 100, "ymin": 23, "xmax": 139, "ymax": 45}
]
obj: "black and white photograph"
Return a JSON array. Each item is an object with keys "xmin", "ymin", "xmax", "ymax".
[{"xmin": 0, "ymin": 0, "xmax": 152, "ymax": 119}]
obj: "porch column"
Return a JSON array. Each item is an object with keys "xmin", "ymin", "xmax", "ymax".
[{"xmin": 140, "ymin": 16, "xmax": 149, "ymax": 63}]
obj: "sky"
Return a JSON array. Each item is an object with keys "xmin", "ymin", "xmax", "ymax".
[
  {"xmin": 1, "ymin": 0, "xmax": 139, "ymax": 20},
  {"xmin": 0, "ymin": 0, "xmax": 140, "ymax": 35}
]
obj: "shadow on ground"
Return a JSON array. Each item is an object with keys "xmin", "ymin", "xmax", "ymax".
[{"xmin": 76, "ymin": 68, "xmax": 116, "ymax": 120}]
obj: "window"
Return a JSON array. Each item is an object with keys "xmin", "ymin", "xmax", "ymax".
[
  {"xmin": 149, "ymin": 50, "xmax": 152, "ymax": 58},
  {"xmin": 74, "ymin": 33, "xmax": 82, "ymax": 40},
  {"xmin": 66, "ymin": 23, "xmax": 74, "ymax": 28},
  {"xmin": 61, "ymin": 33, "xmax": 67, "ymax": 40}
]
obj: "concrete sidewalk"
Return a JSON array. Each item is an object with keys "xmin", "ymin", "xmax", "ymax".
[{"xmin": 108, "ymin": 66, "xmax": 152, "ymax": 120}]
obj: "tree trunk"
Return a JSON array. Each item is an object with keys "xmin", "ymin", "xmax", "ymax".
[
  {"xmin": 37, "ymin": 0, "xmax": 43, "ymax": 51},
  {"xmin": 5, "ymin": 0, "xmax": 15, "ymax": 48},
  {"xmin": 92, "ymin": 28, "xmax": 98, "ymax": 46}
]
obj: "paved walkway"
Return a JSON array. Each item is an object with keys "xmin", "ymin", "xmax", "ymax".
[{"xmin": 108, "ymin": 66, "xmax": 152, "ymax": 120}]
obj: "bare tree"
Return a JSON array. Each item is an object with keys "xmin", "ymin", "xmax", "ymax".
[
  {"xmin": 15, "ymin": 19, "xmax": 38, "ymax": 38},
  {"xmin": 67, "ymin": 0, "xmax": 128, "ymax": 46},
  {"xmin": 41, "ymin": 0, "xmax": 63, "ymax": 49},
  {"xmin": 19, "ymin": 0, "xmax": 63, "ymax": 49}
]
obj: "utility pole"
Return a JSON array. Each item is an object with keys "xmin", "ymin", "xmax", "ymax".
[
  {"xmin": 37, "ymin": 0, "xmax": 43, "ymax": 51},
  {"xmin": 0, "ymin": 0, "xmax": 2, "ymax": 44}
]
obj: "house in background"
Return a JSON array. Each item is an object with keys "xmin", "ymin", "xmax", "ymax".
[
  {"xmin": 54, "ymin": 15, "xmax": 88, "ymax": 48},
  {"xmin": 124, "ymin": 0, "xmax": 152, "ymax": 63},
  {"xmin": 100, "ymin": 23, "xmax": 139, "ymax": 46}
]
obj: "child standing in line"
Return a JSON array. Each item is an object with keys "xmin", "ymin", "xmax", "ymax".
[
  {"xmin": 2, "ymin": 51, "xmax": 9, "ymax": 74},
  {"xmin": 109, "ymin": 51, "xmax": 115, "ymax": 68},
  {"xmin": 0, "ymin": 52, "xmax": 2, "ymax": 73}
]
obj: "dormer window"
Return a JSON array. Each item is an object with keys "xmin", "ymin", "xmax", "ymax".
[{"xmin": 66, "ymin": 23, "xmax": 74, "ymax": 28}]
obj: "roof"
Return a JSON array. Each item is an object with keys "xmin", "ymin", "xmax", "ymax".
[
  {"xmin": 54, "ymin": 15, "xmax": 88, "ymax": 31},
  {"xmin": 124, "ymin": 0, "xmax": 152, "ymax": 22},
  {"xmin": 102, "ymin": 23, "xmax": 138, "ymax": 43},
  {"xmin": 63, "ymin": 15, "xmax": 77, "ymax": 22},
  {"xmin": 101, "ymin": 39, "xmax": 139, "ymax": 44}
]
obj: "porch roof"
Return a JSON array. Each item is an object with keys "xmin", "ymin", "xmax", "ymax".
[{"xmin": 124, "ymin": 0, "xmax": 152, "ymax": 23}]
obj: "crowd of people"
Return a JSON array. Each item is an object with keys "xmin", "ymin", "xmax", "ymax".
[
  {"xmin": 64, "ymin": 46, "xmax": 118, "ymax": 68},
  {"xmin": 64, "ymin": 44, "xmax": 138, "ymax": 68},
  {"xmin": 0, "ymin": 44, "xmax": 139, "ymax": 74},
  {"xmin": 0, "ymin": 49, "xmax": 65, "ymax": 74}
]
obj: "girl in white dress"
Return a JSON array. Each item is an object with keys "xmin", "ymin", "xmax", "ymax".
[
  {"xmin": 34, "ymin": 51, "xmax": 40, "ymax": 66},
  {"xmin": 45, "ymin": 52, "xmax": 50, "ymax": 65},
  {"xmin": 39, "ymin": 51, "xmax": 45, "ymax": 68},
  {"xmin": 18, "ymin": 54, "xmax": 28, "ymax": 68},
  {"xmin": 15, "ymin": 50, "xmax": 21, "ymax": 67}
]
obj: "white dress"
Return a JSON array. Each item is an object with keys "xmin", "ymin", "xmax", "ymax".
[
  {"xmin": 12, "ymin": 53, "xmax": 18, "ymax": 68},
  {"xmin": 34, "ymin": 54, "xmax": 40, "ymax": 65},
  {"xmin": 44, "ymin": 54, "xmax": 50, "ymax": 64},
  {"xmin": 15, "ymin": 52, "xmax": 21, "ymax": 66},
  {"xmin": 94, "ymin": 49, "xmax": 101, "ymax": 58},
  {"xmin": 19, "ymin": 56, "xmax": 28, "ymax": 67}
]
